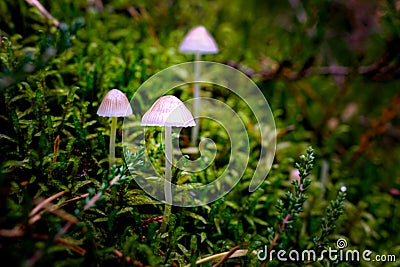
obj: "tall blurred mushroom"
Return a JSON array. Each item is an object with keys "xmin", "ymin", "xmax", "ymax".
[
  {"xmin": 179, "ymin": 25, "xmax": 218, "ymax": 146},
  {"xmin": 97, "ymin": 89, "xmax": 132, "ymax": 168},
  {"xmin": 141, "ymin": 95, "xmax": 195, "ymax": 231}
]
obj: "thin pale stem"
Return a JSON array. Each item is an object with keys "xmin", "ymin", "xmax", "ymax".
[
  {"xmin": 191, "ymin": 52, "xmax": 201, "ymax": 146},
  {"xmin": 25, "ymin": 0, "xmax": 60, "ymax": 27},
  {"xmin": 164, "ymin": 126, "xmax": 172, "ymax": 202},
  {"xmin": 109, "ymin": 117, "xmax": 117, "ymax": 168},
  {"xmin": 161, "ymin": 126, "xmax": 172, "ymax": 232},
  {"xmin": 183, "ymin": 249, "xmax": 252, "ymax": 267}
]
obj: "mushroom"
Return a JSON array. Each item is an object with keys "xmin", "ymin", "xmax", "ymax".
[
  {"xmin": 179, "ymin": 25, "xmax": 218, "ymax": 146},
  {"xmin": 141, "ymin": 95, "xmax": 195, "ymax": 231},
  {"xmin": 97, "ymin": 89, "xmax": 133, "ymax": 167},
  {"xmin": 179, "ymin": 25, "xmax": 219, "ymax": 55}
]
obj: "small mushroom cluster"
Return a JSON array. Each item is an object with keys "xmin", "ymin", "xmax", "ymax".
[
  {"xmin": 98, "ymin": 91, "xmax": 196, "ymax": 231},
  {"xmin": 96, "ymin": 24, "xmax": 217, "ymax": 232},
  {"xmin": 98, "ymin": 24, "xmax": 218, "ymax": 167},
  {"xmin": 98, "ymin": 91, "xmax": 195, "ymax": 166}
]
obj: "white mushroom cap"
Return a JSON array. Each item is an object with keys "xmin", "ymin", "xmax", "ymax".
[
  {"xmin": 97, "ymin": 89, "xmax": 133, "ymax": 117},
  {"xmin": 179, "ymin": 25, "xmax": 218, "ymax": 54},
  {"xmin": 141, "ymin": 95, "xmax": 196, "ymax": 127}
]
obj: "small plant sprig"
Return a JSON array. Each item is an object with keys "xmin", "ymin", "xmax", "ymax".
[
  {"xmin": 313, "ymin": 186, "xmax": 347, "ymax": 266},
  {"xmin": 266, "ymin": 147, "xmax": 315, "ymax": 258}
]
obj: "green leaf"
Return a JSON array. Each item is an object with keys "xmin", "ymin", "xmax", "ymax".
[
  {"xmin": 252, "ymin": 217, "xmax": 270, "ymax": 226},
  {"xmin": 93, "ymin": 217, "xmax": 109, "ymax": 223},
  {"xmin": 225, "ymin": 200, "xmax": 240, "ymax": 210},
  {"xmin": 183, "ymin": 211, "xmax": 208, "ymax": 224},
  {"xmin": 117, "ymin": 207, "xmax": 134, "ymax": 215},
  {"xmin": 125, "ymin": 189, "xmax": 160, "ymax": 205},
  {"xmin": 178, "ymin": 243, "xmax": 190, "ymax": 257},
  {"xmin": 199, "ymin": 232, "xmax": 207, "ymax": 243},
  {"xmin": 0, "ymin": 134, "xmax": 16, "ymax": 143}
]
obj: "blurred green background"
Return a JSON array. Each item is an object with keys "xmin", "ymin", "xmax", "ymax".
[{"xmin": 1, "ymin": 0, "xmax": 399, "ymax": 266}]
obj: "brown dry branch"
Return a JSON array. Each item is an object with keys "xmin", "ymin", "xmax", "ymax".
[
  {"xmin": 352, "ymin": 95, "xmax": 400, "ymax": 160},
  {"xmin": 230, "ymin": 35, "xmax": 400, "ymax": 82}
]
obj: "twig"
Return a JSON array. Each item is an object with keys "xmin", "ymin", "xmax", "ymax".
[
  {"xmin": 23, "ymin": 250, "xmax": 43, "ymax": 267},
  {"xmin": 88, "ymin": 0, "xmax": 103, "ymax": 11},
  {"xmin": 212, "ymin": 245, "xmax": 240, "ymax": 267},
  {"xmin": 29, "ymin": 190, "xmax": 67, "ymax": 217},
  {"xmin": 60, "ymin": 193, "xmax": 90, "ymax": 206},
  {"xmin": 83, "ymin": 175, "xmax": 120, "ymax": 210},
  {"xmin": 29, "ymin": 191, "xmax": 79, "ymax": 225},
  {"xmin": 113, "ymin": 249, "xmax": 146, "ymax": 266},
  {"xmin": 53, "ymin": 221, "xmax": 73, "ymax": 241},
  {"xmin": 264, "ymin": 213, "xmax": 291, "ymax": 267},
  {"xmin": 0, "ymin": 225, "xmax": 25, "ymax": 237},
  {"xmin": 304, "ymin": 66, "xmax": 349, "ymax": 76},
  {"xmin": 184, "ymin": 249, "xmax": 254, "ymax": 267},
  {"xmin": 1, "ymin": 191, "xmax": 87, "ymax": 267},
  {"xmin": 126, "ymin": 6, "xmax": 141, "ymax": 21},
  {"xmin": 230, "ymin": 55, "xmax": 399, "ymax": 82},
  {"xmin": 0, "ymin": 230, "xmax": 86, "ymax": 256},
  {"xmin": 351, "ymin": 95, "xmax": 400, "ymax": 160},
  {"xmin": 32, "ymin": 233, "xmax": 86, "ymax": 255},
  {"xmin": 25, "ymin": 0, "xmax": 59, "ymax": 27}
]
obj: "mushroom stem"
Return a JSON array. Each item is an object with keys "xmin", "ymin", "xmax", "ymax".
[
  {"xmin": 191, "ymin": 52, "xmax": 201, "ymax": 146},
  {"xmin": 161, "ymin": 126, "xmax": 173, "ymax": 232},
  {"xmin": 164, "ymin": 126, "xmax": 173, "ymax": 202},
  {"xmin": 109, "ymin": 117, "xmax": 117, "ymax": 168}
]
